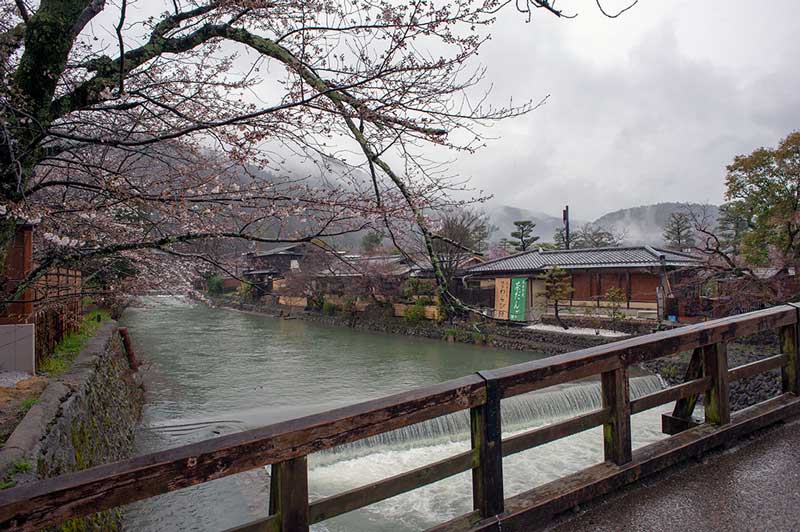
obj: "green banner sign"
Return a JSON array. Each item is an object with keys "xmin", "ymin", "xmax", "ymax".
[{"xmin": 509, "ymin": 277, "xmax": 527, "ymax": 321}]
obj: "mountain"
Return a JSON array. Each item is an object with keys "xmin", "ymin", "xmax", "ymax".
[
  {"xmin": 485, "ymin": 205, "xmax": 589, "ymax": 244},
  {"xmin": 487, "ymin": 202, "xmax": 719, "ymax": 246},
  {"xmin": 593, "ymin": 202, "xmax": 719, "ymax": 245}
]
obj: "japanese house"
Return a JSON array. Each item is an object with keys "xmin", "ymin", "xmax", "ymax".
[{"xmin": 462, "ymin": 246, "xmax": 701, "ymax": 322}]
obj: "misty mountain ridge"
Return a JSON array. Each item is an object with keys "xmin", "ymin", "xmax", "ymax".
[{"xmin": 487, "ymin": 202, "xmax": 718, "ymax": 246}]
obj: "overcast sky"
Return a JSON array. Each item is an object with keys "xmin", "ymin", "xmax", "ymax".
[
  {"xmin": 446, "ymin": 0, "xmax": 800, "ymax": 219},
  {"xmin": 103, "ymin": 1, "xmax": 800, "ymax": 220}
]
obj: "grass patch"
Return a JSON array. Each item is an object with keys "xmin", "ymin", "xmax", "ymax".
[
  {"xmin": 0, "ymin": 460, "xmax": 33, "ymax": 491},
  {"xmin": 10, "ymin": 460, "xmax": 31, "ymax": 475},
  {"xmin": 17, "ymin": 397, "xmax": 38, "ymax": 415},
  {"xmin": 38, "ymin": 309, "xmax": 111, "ymax": 377}
]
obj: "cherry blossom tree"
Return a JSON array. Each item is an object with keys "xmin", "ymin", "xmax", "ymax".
[{"xmin": 0, "ymin": 0, "xmax": 631, "ymax": 311}]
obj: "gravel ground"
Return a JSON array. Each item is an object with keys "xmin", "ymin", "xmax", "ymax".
[
  {"xmin": 525, "ymin": 323, "xmax": 629, "ymax": 338},
  {"xmin": 0, "ymin": 371, "xmax": 33, "ymax": 388}
]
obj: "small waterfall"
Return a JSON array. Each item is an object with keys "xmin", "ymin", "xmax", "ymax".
[{"xmin": 312, "ymin": 375, "xmax": 663, "ymax": 467}]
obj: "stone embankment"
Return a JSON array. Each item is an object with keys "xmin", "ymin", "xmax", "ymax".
[
  {"xmin": 0, "ymin": 321, "xmax": 144, "ymax": 529},
  {"xmin": 216, "ymin": 296, "xmax": 634, "ymax": 356}
]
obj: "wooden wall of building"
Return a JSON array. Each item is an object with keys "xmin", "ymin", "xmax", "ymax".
[{"xmin": 570, "ymin": 270, "xmax": 660, "ymax": 303}]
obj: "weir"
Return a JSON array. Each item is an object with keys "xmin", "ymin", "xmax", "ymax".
[
  {"xmin": 1, "ymin": 304, "xmax": 799, "ymax": 532},
  {"xmin": 315, "ymin": 376, "xmax": 663, "ymax": 463}
]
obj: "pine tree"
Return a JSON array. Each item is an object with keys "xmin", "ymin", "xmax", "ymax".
[
  {"xmin": 542, "ymin": 265, "xmax": 573, "ymax": 329},
  {"xmin": 662, "ymin": 212, "xmax": 695, "ymax": 250},
  {"xmin": 510, "ymin": 220, "xmax": 539, "ymax": 252},
  {"xmin": 716, "ymin": 203, "xmax": 750, "ymax": 255}
]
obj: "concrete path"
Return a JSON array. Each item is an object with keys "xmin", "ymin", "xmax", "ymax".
[{"xmin": 547, "ymin": 417, "xmax": 800, "ymax": 532}]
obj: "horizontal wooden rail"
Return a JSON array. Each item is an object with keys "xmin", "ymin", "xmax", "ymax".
[
  {"xmin": 631, "ymin": 377, "xmax": 711, "ymax": 415},
  {"xmin": 309, "ymin": 449, "xmax": 475, "ymax": 524},
  {"xmin": 729, "ymin": 353, "xmax": 787, "ymax": 382},
  {"xmin": 503, "ymin": 408, "xmax": 610, "ymax": 457},
  {"xmin": 0, "ymin": 375, "xmax": 486, "ymax": 531},
  {"xmin": 1, "ymin": 303, "xmax": 798, "ymax": 532},
  {"xmin": 482, "ymin": 305, "xmax": 794, "ymax": 399}
]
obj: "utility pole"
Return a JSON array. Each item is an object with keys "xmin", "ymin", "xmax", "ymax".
[{"xmin": 562, "ymin": 205, "xmax": 570, "ymax": 250}]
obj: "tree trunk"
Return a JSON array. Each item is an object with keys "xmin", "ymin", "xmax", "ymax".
[{"xmin": 554, "ymin": 301, "xmax": 569, "ymax": 330}]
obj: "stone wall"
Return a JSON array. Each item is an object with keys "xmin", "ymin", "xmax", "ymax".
[{"xmin": 0, "ymin": 321, "xmax": 144, "ymax": 530}]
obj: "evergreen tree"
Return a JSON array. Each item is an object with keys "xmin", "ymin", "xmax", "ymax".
[
  {"xmin": 715, "ymin": 202, "xmax": 750, "ymax": 256},
  {"xmin": 553, "ymin": 227, "xmax": 567, "ymax": 249},
  {"xmin": 542, "ymin": 265, "xmax": 573, "ymax": 329},
  {"xmin": 361, "ymin": 231, "xmax": 384, "ymax": 254},
  {"xmin": 662, "ymin": 212, "xmax": 695, "ymax": 250},
  {"xmin": 510, "ymin": 220, "xmax": 539, "ymax": 251}
]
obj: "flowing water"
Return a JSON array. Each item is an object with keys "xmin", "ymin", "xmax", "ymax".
[{"xmin": 121, "ymin": 296, "xmax": 669, "ymax": 532}]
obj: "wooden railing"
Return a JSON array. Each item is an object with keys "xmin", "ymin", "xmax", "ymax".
[{"xmin": 2, "ymin": 304, "xmax": 800, "ymax": 532}]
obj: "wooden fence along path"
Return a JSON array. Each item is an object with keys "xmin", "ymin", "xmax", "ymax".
[{"xmin": 2, "ymin": 304, "xmax": 800, "ymax": 531}]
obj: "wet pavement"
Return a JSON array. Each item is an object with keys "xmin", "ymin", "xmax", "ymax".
[{"xmin": 547, "ymin": 417, "xmax": 800, "ymax": 532}]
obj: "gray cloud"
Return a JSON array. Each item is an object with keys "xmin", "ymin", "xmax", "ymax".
[{"xmin": 450, "ymin": 0, "xmax": 800, "ymax": 219}]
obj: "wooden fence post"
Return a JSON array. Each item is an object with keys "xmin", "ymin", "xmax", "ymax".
[
  {"xmin": 662, "ymin": 347, "xmax": 703, "ymax": 435},
  {"xmin": 268, "ymin": 457, "xmax": 309, "ymax": 532},
  {"xmin": 780, "ymin": 308, "xmax": 799, "ymax": 395},
  {"xmin": 601, "ymin": 366, "xmax": 632, "ymax": 465},
  {"xmin": 703, "ymin": 342, "xmax": 730, "ymax": 425},
  {"xmin": 471, "ymin": 373, "xmax": 504, "ymax": 518}
]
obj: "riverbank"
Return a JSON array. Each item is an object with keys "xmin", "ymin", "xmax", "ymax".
[
  {"xmin": 211, "ymin": 295, "xmax": 636, "ymax": 356},
  {"xmin": 0, "ymin": 320, "xmax": 143, "ymax": 529}
]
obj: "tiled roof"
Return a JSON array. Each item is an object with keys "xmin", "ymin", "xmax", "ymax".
[
  {"xmin": 320, "ymin": 255, "xmax": 416, "ymax": 277},
  {"xmin": 466, "ymin": 246, "xmax": 700, "ymax": 274},
  {"xmin": 246, "ymin": 243, "xmax": 305, "ymax": 257}
]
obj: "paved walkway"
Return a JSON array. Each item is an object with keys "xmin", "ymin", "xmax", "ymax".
[{"xmin": 547, "ymin": 417, "xmax": 800, "ymax": 532}]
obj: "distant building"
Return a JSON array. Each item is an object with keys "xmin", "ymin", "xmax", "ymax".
[
  {"xmin": 241, "ymin": 243, "xmax": 310, "ymax": 289},
  {"xmin": 462, "ymin": 246, "xmax": 700, "ymax": 321}
]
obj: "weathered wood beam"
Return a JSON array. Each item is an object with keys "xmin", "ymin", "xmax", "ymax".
[
  {"xmin": 601, "ymin": 367, "xmax": 632, "ymax": 465},
  {"xmin": 309, "ymin": 449, "xmax": 474, "ymax": 524},
  {"xmin": 483, "ymin": 305, "xmax": 795, "ymax": 399},
  {"xmin": 729, "ymin": 353, "xmax": 787, "ymax": 382},
  {"xmin": 780, "ymin": 322, "xmax": 799, "ymax": 394},
  {"xmin": 703, "ymin": 342, "xmax": 731, "ymax": 425},
  {"xmin": 470, "ymin": 374, "xmax": 504, "ymax": 518},
  {"xmin": 502, "ymin": 408, "xmax": 610, "ymax": 457},
  {"xmin": 0, "ymin": 375, "xmax": 485, "ymax": 531},
  {"xmin": 633, "ymin": 376, "xmax": 710, "ymax": 415},
  {"xmin": 272, "ymin": 457, "xmax": 308, "ymax": 532}
]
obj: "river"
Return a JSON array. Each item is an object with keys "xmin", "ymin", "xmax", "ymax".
[{"xmin": 121, "ymin": 296, "xmax": 668, "ymax": 532}]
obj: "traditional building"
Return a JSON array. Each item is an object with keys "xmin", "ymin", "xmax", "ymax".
[{"xmin": 462, "ymin": 246, "xmax": 700, "ymax": 321}]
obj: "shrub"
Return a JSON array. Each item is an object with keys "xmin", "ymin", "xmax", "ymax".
[
  {"xmin": 403, "ymin": 278, "xmax": 435, "ymax": 298},
  {"xmin": 403, "ymin": 302, "xmax": 427, "ymax": 324},
  {"xmin": 472, "ymin": 332, "xmax": 488, "ymax": 344},
  {"xmin": 604, "ymin": 287, "xmax": 626, "ymax": 327},
  {"xmin": 237, "ymin": 281, "xmax": 253, "ymax": 299},
  {"xmin": 322, "ymin": 301, "xmax": 340, "ymax": 315},
  {"xmin": 207, "ymin": 274, "xmax": 224, "ymax": 295},
  {"xmin": 307, "ymin": 295, "xmax": 324, "ymax": 311}
]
